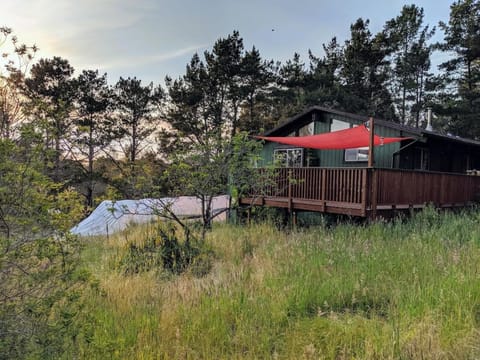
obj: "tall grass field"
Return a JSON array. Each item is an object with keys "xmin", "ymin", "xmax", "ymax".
[{"xmin": 72, "ymin": 207, "xmax": 480, "ymax": 359}]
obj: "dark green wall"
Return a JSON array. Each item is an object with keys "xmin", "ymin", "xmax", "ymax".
[{"xmin": 260, "ymin": 110, "xmax": 401, "ymax": 168}]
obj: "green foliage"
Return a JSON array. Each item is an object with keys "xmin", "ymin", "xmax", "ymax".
[
  {"xmin": 163, "ymin": 136, "xmax": 229, "ymax": 238},
  {"xmin": 0, "ymin": 27, "xmax": 37, "ymax": 140},
  {"xmin": 0, "ymin": 135, "xmax": 85, "ymax": 359},
  {"xmin": 163, "ymin": 30, "xmax": 274, "ymax": 147},
  {"xmin": 435, "ymin": 0, "xmax": 480, "ymax": 138},
  {"xmin": 97, "ymin": 153, "xmax": 168, "ymax": 199},
  {"xmin": 340, "ymin": 18, "xmax": 395, "ymax": 119},
  {"xmin": 163, "ymin": 131, "xmax": 273, "ymax": 241},
  {"xmin": 118, "ymin": 223, "xmax": 212, "ymax": 276},
  {"xmin": 384, "ymin": 5, "xmax": 435, "ymax": 126},
  {"xmin": 23, "ymin": 57, "xmax": 76, "ymax": 181},
  {"xmin": 3, "ymin": 14, "xmax": 480, "ymax": 357},
  {"xmin": 113, "ymin": 77, "xmax": 163, "ymax": 165},
  {"xmin": 72, "ymin": 69, "xmax": 117, "ymax": 207}
]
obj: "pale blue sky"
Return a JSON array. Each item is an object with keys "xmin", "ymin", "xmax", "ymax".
[{"xmin": 2, "ymin": 0, "xmax": 453, "ymax": 84}]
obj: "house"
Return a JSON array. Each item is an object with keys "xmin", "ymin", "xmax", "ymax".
[{"xmin": 240, "ymin": 106, "xmax": 480, "ymax": 219}]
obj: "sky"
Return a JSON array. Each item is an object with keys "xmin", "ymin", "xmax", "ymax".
[{"xmin": 2, "ymin": 0, "xmax": 454, "ymax": 85}]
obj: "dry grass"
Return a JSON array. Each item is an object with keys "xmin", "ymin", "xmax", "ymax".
[{"xmin": 74, "ymin": 208, "xmax": 480, "ymax": 359}]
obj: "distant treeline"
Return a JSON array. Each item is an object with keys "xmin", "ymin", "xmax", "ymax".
[{"xmin": 1, "ymin": 1, "xmax": 479, "ymax": 206}]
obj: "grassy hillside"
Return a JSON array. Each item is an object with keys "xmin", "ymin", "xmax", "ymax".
[{"xmin": 73, "ymin": 208, "xmax": 480, "ymax": 359}]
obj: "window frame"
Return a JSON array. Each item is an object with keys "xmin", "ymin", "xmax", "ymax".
[
  {"xmin": 299, "ymin": 122, "xmax": 314, "ymax": 136},
  {"xmin": 344, "ymin": 147, "xmax": 369, "ymax": 162},
  {"xmin": 273, "ymin": 148, "xmax": 304, "ymax": 168},
  {"xmin": 331, "ymin": 119, "xmax": 351, "ymax": 132}
]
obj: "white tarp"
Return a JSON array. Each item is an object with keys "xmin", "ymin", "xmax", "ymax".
[{"xmin": 71, "ymin": 195, "xmax": 230, "ymax": 236}]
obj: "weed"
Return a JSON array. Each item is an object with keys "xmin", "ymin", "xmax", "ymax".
[{"xmin": 71, "ymin": 207, "xmax": 480, "ymax": 359}]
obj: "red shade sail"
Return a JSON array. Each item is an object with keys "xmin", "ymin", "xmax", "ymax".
[{"xmin": 255, "ymin": 124, "xmax": 409, "ymax": 150}]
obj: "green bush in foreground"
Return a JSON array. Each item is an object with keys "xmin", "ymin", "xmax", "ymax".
[
  {"xmin": 71, "ymin": 207, "xmax": 480, "ymax": 359},
  {"xmin": 117, "ymin": 223, "xmax": 213, "ymax": 276}
]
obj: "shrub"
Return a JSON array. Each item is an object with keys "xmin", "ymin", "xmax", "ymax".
[{"xmin": 118, "ymin": 223, "xmax": 213, "ymax": 276}]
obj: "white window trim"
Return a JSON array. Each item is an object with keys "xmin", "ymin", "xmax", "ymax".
[
  {"xmin": 344, "ymin": 147, "xmax": 369, "ymax": 162},
  {"xmin": 331, "ymin": 119, "xmax": 351, "ymax": 132}
]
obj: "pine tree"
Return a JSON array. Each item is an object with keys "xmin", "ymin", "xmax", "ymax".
[
  {"xmin": 436, "ymin": 0, "xmax": 480, "ymax": 137},
  {"xmin": 72, "ymin": 70, "xmax": 116, "ymax": 207},
  {"xmin": 238, "ymin": 46, "xmax": 274, "ymax": 134},
  {"xmin": 112, "ymin": 77, "xmax": 163, "ymax": 197},
  {"xmin": 340, "ymin": 19, "xmax": 395, "ymax": 119},
  {"xmin": 24, "ymin": 57, "xmax": 76, "ymax": 181},
  {"xmin": 384, "ymin": 5, "xmax": 435, "ymax": 126},
  {"xmin": 306, "ymin": 37, "xmax": 343, "ymax": 109}
]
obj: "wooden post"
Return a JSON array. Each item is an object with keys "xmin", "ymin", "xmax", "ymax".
[
  {"xmin": 361, "ymin": 168, "xmax": 368, "ymax": 217},
  {"xmin": 368, "ymin": 116, "xmax": 375, "ymax": 168},
  {"xmin": 288, "ymin": 170, "xmax": 293, "ymax": 213},
  {"xmin": 371, "ymin": 169, "xmax": 378, "ymax": 220},
  {"xmin": 321, "ymin": 168, "xmax": 327, "ymax": 211},
  {"xmin": 367, "ymin": 117, "xmax": 376, "ymax": 219}
]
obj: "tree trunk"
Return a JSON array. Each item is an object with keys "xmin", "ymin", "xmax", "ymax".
[
  {"xmin": 131, "ymin": 119, "xmax": 137, "ymax": 164},
  {"xmin": 87, "ymin": 118, "xmax": 94, "ymax": 207},
  {"xmin": 54, "ymin": 132, "xmax": 61, "ymax": 182}
]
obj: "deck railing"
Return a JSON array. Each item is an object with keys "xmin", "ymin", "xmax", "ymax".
[
  {"xmin": 243, "ymin": 167, "xmax": 480, "ymax": 217},
  {"xmin": 374, "ymin": 169, "xmax": 480, "ymax": 206},
  {"xmin": 260, "ymin": 167, "xmax": 366, "ymax": 203}
]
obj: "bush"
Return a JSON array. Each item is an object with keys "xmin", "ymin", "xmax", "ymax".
[{"xmin": 118, "ymin": 223, "xmax": 213, "ymax": 276}]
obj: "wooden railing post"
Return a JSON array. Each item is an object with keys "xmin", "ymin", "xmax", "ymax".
[
  {"xmin": 370, "ymin": 169, "xmax": 378, "ymax": 219},
  {"xmin": 368, "ymin": 117, "xmax": 375, "ymax": 168},
  {"xmin": 321, "ymin": 169, "xmax": 327, "ymax": 210},
  {"xmin": 361, "ymin": 168, "xmax": 368, "ymax": 217},
  {"xmin": 288, "ymin": 169, "xmax": 293, "ymax": 213}
]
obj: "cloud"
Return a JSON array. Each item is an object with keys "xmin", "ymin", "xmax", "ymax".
[
  {"xmin": 77, "ymin": 43, "xmax": 208, "ymax": 71},
  {"xmin": 2, "ymin": 0, "xmax": 155, "ymax": 53},
  {"xmin": 3, "ymin": 0, "xmax": 452, "ymax": 83}
]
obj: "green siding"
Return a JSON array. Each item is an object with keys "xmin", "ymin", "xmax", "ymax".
[
  {"xmin": 261, "ymin": 110, "xmax": 402, "ymax": 169},
  {"xmin": 260, "ymin": 141, "xmax": 275, "ymax": 166}
]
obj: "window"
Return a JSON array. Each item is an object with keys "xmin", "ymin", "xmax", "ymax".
[
  {"xmin": 274, "ymin": 148, "xmax": 304, "ymax": 167},
  {"xmin": 414, "ymin": 147, "xmax": 429, "ymax": 170},
  {"xmin": 331, "ymin": 119, "xmax": 350, "ymax": 132},
  {"xmin": 299, "ymin": 122, "xmax": 314, "ymax": 136},
  {"xmin": 345, "ymin": 147, "xmax": 369, "ymax": 162}
]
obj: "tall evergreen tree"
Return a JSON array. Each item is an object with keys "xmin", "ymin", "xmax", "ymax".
[
  {"xmin": 384, "ymin": 5, "xmax": 435, "ymax": 126},
  {"xmin": 436, "ymin": 0, "xmax": 480, "ymax": 137},
  {"xmin": 72, "ymin": 70, "xmax": 115, "ymax": 207},
  {"xmin": 238, "ymin": 46, "xmax": 274, "ymax": 134},
  {"xmin": 24, "ymin": 57, "xmax": 76, "ymax": 181},
  {"xmin": 113, "ymin": 77, "xmax": 163, "ymax": 163},
  {"xmin": 276, "ymin": 53, "xmax": 309, "ymax": 117},
  {"xmin": 112, "ymin": 77, "xmax": 163, "ymax": 197},
  {"xmin": 340, "ymin": 18, "xmax": 395, "ymax": 119},
  {"xmin": 306, "ymin": 37, "xmax": 343, "ymax": 109},
  {"xmin": 204, "ymin": 30, "xmax": 244, "ymax": 137},
  {"xmin": 164, "ymin": 31, "xmax": 274, "ymax": 145},
  {"xmin": 163, "ymin": 53, "xmax": 211, "ymax": 150}
]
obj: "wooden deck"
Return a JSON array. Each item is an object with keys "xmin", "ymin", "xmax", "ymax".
[{"xmin": 240, "ymin": 167, "xmax": 480, "ymax": 218}]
